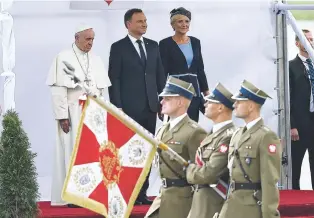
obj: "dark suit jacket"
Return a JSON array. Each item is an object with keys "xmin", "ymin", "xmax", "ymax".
[
  {"xmin": 289, "ymin": 55, "xmax": 314, "ymax": 137},
  {"xmin": 108, "ymin": 36, "xmax": 165, "ymax": 119},
  {"xmin": 159, "ymin": 36, "xmax": 209, "ymax": 94}
]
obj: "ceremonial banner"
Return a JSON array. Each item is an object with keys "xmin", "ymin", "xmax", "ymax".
[{"xmin": 62, "ymin": 97, "xmax": 157, "ymax": 218}]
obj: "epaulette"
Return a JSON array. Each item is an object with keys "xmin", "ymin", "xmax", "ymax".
[
  {"xmin": 188, "ymin": 120, "xmax": 199, "ymax": 129},
  {"xmin": 226, "ymin": 128, "xmax": 234, "ymax": 136},
  {"xmin": 231, "ymin": 128, "xmax": 241, "ymax": 138},
  {"xmin": 229, "ymin": 128, "xmax": 241, "ymax": 145},
  {"xmin": 263, "ymin": 126, "xmax": 270, "ymax": 132}
]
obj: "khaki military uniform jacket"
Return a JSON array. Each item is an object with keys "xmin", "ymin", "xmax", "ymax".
[
  {"xmin": 186, "ymin": 122, "xmax": 235, "ymax": 218},
  {"xmin": 145, "ymin": 115, "xmax": 207, "ymax": 218},
  {"xmin": 218, "ymin": 119, "xmax": 282, "ymax": 218}
]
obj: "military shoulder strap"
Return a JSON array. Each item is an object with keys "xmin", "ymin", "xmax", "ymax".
[
  {"xmin": 234, "ymin": 128, "xmax": 252, "ymax": 182},
  {"xmin": 234, "ymin": 149, "xmax": 253, "ymax": 183}
]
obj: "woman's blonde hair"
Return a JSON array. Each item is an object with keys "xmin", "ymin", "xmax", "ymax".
[{"xmin": 170, "ymin": 14, "xmax": 190, "ymax": 30}]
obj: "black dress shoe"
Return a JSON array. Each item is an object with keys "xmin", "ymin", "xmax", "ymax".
[
  {"xmin": 135, "ymin": 196, "xmax": 153, "ymax": 205},
  {"xmin": 67, "ymin": 204, "xmax": 81, "ymax": 208}
]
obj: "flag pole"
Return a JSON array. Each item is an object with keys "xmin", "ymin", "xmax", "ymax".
[{"xmin": 157, "ymin": 142, "xmax": 189, "ymax": 166}]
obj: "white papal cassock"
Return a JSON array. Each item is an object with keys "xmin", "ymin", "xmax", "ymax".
[{"xmin": 46, "ymin": 43, "xmax": 111, "ymax": 206}]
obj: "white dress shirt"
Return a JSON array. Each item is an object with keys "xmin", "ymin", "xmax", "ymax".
[
  {"xmin": 128, "ymin": 34, "xmax": 147, "ymax": 58},
  {"xmin": 212, "ymin": 120, "xmax": 233, "ymax": 133},
  {"xmin": 245, "ymin": 117, "xmax": 262, "ymax": 130},
  {"xmin": 298, "ymin": 54, "xmax": 314, "ymax": 112},
  {"xmin": 169, "ymin": 113, "xmax": 187, "ymax": 130}
]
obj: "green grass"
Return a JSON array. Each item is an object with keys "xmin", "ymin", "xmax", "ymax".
[{"xmin": 288, "ymin": 1, "xmax": 314, "ymax": 20}]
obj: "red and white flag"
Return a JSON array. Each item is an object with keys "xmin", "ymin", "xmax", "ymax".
[{"xmin": 62, "ymin": 97, "xmax": 157, "ymax": 218}]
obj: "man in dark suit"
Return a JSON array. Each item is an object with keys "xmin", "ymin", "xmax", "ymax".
[
  {"xmin": 289, "ymin": 29, "xmax": 314, "ymax": 190},
  {"xmin": 108, "ymin": 8, "xmax": 166, "ymax": 204}
]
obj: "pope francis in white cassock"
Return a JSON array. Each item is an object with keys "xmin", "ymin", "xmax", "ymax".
[{"xmin": 46, "ymin": 24, "xmax": 111, "ymax": 206}]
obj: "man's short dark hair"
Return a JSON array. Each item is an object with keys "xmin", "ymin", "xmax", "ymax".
[
  {"xmin": 295, "ymin": 29, "xmax": 311, "ymax": 41},
  {"xmin": 124, "ymin": 8, "xmax": 143, "ymax": 28}
]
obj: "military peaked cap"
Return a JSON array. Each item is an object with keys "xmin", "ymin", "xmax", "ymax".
[
  {"xmin": 232, "ymin": 80, "xmax": 271, "ymax": 105},
  {"xmin": 204, "ymin": 83, "xmax": 234, "ymax": 109},
  {"xmin": 159, "ymin": 76, "xmax": 196, "ymax": 100}
]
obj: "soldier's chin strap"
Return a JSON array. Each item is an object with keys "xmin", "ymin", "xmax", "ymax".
[{"xmin": 234, "ymin": 149, "xmax": 262, "ymax": 206}]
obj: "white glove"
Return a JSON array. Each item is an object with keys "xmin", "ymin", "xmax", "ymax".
[{"xmin": 213, "ymin": 212, "xmax": 219, "ymax": 218}]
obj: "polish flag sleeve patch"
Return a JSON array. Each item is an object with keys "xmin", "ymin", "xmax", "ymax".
[
  {"xmin": 268, "ymin": 144, "xmax": 277, "ymax": 154},
  {"xmin": 219, "ymin": 144, "xmax": 228, "ymax": 153}
]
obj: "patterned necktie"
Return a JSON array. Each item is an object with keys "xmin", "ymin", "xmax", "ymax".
[
  {"xmin": 306, "ymin": 58, "xmax": 314, "ymax": 100},
  {"xmin": 136, "ymin": 39, "xmax": 146, "ymax": 66}
]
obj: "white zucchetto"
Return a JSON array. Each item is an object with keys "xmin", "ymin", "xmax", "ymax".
[{"xmin": 75, "ymin": 23, "xmax": 93, "ymax": 34}]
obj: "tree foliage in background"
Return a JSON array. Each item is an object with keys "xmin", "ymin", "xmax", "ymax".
[{"xmin": 0, "ymin": 110, "xmax": 40, "ymax": 218}]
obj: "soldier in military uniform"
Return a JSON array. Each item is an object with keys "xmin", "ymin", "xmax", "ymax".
[
  {"xmin": 186, "ymin": 83, "xmax": 235, "ymax": 218},
  {"xmin": 145, "ymin": 76, "xmax": 207, "ymax": 218},
  {"xmin": 216, "ymin": 80, "xmax": 282, "ymax": 218}
]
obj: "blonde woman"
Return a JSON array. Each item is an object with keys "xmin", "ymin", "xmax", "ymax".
[{"xmin": 159, "ymin": 7, "xmax": 209, "ymax": 122}]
